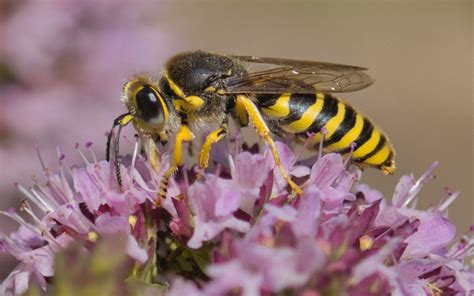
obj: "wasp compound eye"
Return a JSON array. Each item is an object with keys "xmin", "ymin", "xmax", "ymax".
[{"xmin": 135, "ymin": 85, "xmax": 166, "ymax": 126}]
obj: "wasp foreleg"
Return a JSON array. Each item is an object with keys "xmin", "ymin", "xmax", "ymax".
[
  {"xmin": 198, "ymin": 119, "xmax": 228, "ymax": 170},
  {"xmin": 157, "ymin": 124, "xmax": 195, "ymax": 202}
]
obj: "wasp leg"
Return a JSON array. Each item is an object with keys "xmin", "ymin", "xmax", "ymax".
[
  {"xmin": 158, "ymin": 125, "xmax": 195, "ymax": 201},
  {"xmin": 141, "ymin": 134, "xmax": 160, "ymax": 172},
  {"xmin": 236, "ymin": 95, "xmax": 303, "ymax": 195},
  {"xmin": 198, "ymin": 120, "xmax": 228, "ymax": 170}
]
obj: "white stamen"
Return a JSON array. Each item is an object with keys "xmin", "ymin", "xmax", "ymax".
[
  {"xmin": 228, "ymin": 154, "xmax": 236, "ymax": 179},
  {"xmin": 90, "ymin": 146, "xmax": 98, "ymax": 164},
  {"xmin": 75, "ymin": 144, "xmax": 90, "ymax": 165},
  {"xmin": 437, "ymin": 191, "xmax": 460, "ymax": 212},
  {"xmin": 344, "ymin": 142, "xmax": 357, "ymax": 167},
  {"xmin": 56, "ymin": 147, "xmax": 69, "ymax": 190},
  {"xmin": 132, "ymin": 171, "xmax": 158, "ymax": 193},
  {"xmin": 293, "ymin": 132, "xmax": 315, "ymax": 165},
  {"xmin": 33, "ymin": 186, "xmax": 61, "ymax": 209},
  {"xmin": 21, "ymin": 201, "xmax": 44, "ymax": 226},
  {"xmin": 0, "ymin": 234, "xmax": 26, "ymax": 256},
  {"xmin": 182, "ymin": 166, "xmax": 190, "ymax": 189},
  {"xmin": 409, "ymin": 198, "xmax": 419, "ymax": 209},
  {"xmin": 234, "ymin": 128, "xmax": 242, "ymax": 156},
  {"xmin": 0, "ymin": 210, "xmax": 40, "ymax": 238},
  {"xmin": 35, "ymin": 143, "xmax": 48, "ymax": 172},
  {"xmin": 129, "ymin": 138, "xmax": 139, "ymax": 188},
  {"xmin": 21, "ymin": 202, "xmax": 61, "ymax": 248},
  {"xmin": 62, "ymin": 158, "xmax": 75, "ymax": 179},
  {"xmin": 16, "ymin": 184, "xmax": 52, "ymax": 214},
  {"xmin": 318, "ymin": 128, "xmax": 328, "ymax": 160},
  {"xmin": 402, "ymin": 162, "xmax": 438, "ymax": 208},
  {"xmin": 44, "ymin": 176, "xmax": 72, "ymax": 204}
]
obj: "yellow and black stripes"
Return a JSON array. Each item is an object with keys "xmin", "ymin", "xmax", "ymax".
[
  {"xmin": 288, "ymin": 93, "xmax": 338, "ymax": 133},
  {"xmin": 256, "ymin": 93, "xmax": 395, "ymax": 172}
]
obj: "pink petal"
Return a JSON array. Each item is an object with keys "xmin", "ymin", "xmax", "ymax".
[
  {"xmin": 403, "ymin": 213, "xmax": 456, "ymax": 258},
  {"xmin": 292, "ymin": 186, "xmax": 321, "ymax": 238},
  {"xmin": 126, "ymin": 234, "xmax": 148, "ymax": 264},
  {"xmin": 73, "ymin": 168, "xmax": 104, "ymax": 212},
  {"xmin": 95, "ymin": 213, "xmax": 129, "ymax": 234},
  {"xmin": 308, "ymin": 153, "xmax": 345, "ymax": 189}
]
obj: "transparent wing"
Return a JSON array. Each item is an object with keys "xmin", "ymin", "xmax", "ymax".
[{"xmin": 223, "ymin": 55, "xmax": 374, "ymax": 94}]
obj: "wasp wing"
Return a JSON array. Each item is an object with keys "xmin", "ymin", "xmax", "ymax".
[{"xmin": 223, "ymin": 55, "xmax": 374, "ymax": 94}]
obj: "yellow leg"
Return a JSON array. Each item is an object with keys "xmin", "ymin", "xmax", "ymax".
[
  {"xmin": 165, "ymin": 125, "xmax": 194, "ymax": 178},
  {"xmin": 234, "ymin": 97, "xmax": 249, "ymax": 127},
  {"xmin": 142, "ymin": 136, "xmax": 161, "ymax": 172},
  {"xmin": 236, "ymin": 95, "xmax": 303, "ymax": 195},
  {"xmin": 198, "ymin": 124, "xmax": 228, "ymax": 169},
  {"xmin": 158, "ymin": 125, "xmax": 194, "ymax": 200}
]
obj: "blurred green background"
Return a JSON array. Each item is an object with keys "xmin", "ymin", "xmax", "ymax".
[{"xmin": 0, "ymin": 0, "xmax": 472, "ymax": 280}]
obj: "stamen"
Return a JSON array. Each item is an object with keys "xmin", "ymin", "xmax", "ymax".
[
  {"xmin": 129, "ymin": 137, "xmax": 139, "ymax": 188},
  {"xmin": 402, "ymin": 162, "xmax": 438, "ymax": 208},
  {"xmin": 35, "ymin": 143, "xmax": 48, "ymax": 172},
  {"xmin": 0, "ymin": 234, "xmax": 26, "ymax": 256},
  {"xmin": 16, "ymin": 184, "xmax": 52, "ymax": 214},
  {"xmin": 60, "ymin": 155, "xmax": 75, "ymax": 179},
  {"xmin": 228, "ymin": 154, "xmax": 236, "ymax": 180},
  {"xmin": 215, "ymin": 163, "xmax": 222, "ymax": 177},
  {"xmin": 344, "ymin": 142, "xmax": 358, "ymax": 167},
  {"xmin": 86, "ymin": 141, "xmax": 98, "ymax": 163},
  {"xmin": 56, "ymin": 147, "xmax": 71, "ymax": 198},
  {"xmin": 425, "ymin": 282, "xmax": 442, "ymax": 294},
  {"xmin": 75, "ymin": 143, "xmax": 90, "ymax": 165},
  {"xmin": 21, "ymin": 201, "xmax": 73, "ymax": 248},
  {"xmin": 20, "ymin": 200, "xmax": 44, "ymax": 226},
  {"xmin": 43, "ymin": 174, "xmax": 73, "ymax": 204},
  {"xmin": 234, "ymin": 128, "xmax": 242, "ymax": 156},
  {"xmin": 1, "ymin": 206, "xmax": 60, "ymax": 249},
  {"xmin": 293, "ymin": 131, "xmax": 316, "ymax": 165},
  {"xmin": 448, "ymin": 237, "xmax": 474, "ymax": 260},
  {"xmin": 122, "ymin": 134, "xmax": 137, "ymax": 147},
  {"xmin": 131, "ymin": 171, "xmax": 157, "ymax": 193},
  {"xmin": 318, "ymin": 128, "xmax": 328, "ymax": 160},
  {"xmin": 32, "ymin": 185, "xmax": 61, "ymax": 209},
  {"xmin": 437, "ymin": 190, "xmax": 460, "ymax": 212},
  {"xmin": 0, "ymin": 210, "xmax": 39, "ymax": 235}
]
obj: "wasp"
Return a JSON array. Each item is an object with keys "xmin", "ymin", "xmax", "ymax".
[{"xmin": 107, "ymin": 50, "xmax": 395, "ymax": 196}]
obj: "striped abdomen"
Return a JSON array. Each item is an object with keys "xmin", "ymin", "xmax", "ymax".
[{"xmin": 255, "ymin": 93, "xmax": 395, "ymax": 174}]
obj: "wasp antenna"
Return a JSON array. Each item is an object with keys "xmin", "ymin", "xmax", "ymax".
[
  {"xmin": 107, "ymin": 113, "xmax": 134, "ymax": 190},
  {"xmin": 114, "ymin": 124, "xmax": 125, "ymax": 191},
  {"xmin": 106, "ymin": 113, "xmax": 132, "ymax": 162},
  {"xmin": 106, "ymin": 126, "xmax": 115, "ymax": 162}
]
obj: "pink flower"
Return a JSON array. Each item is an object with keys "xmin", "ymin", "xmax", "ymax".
[
  {"xmin": 1, "ymin": 139, "xmax": 472, "ymax": 295},
  {"xmin": 187, "ymin": 175, "xmax": 250, "ymax": 249},
  {"xmin": 0, "ymin": 146, "xmax": 156, "ymax": 293}
]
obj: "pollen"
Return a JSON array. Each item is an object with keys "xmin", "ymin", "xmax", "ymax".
[
  {"xmin": 359, "ymin": 235, "xmax": 374, "ymax": 251},
  {"xmin": 128, "ymin": 215, "xmax": 138, "ymax": 228},
  {"xmin": 88, "ymin": 231, "xmax": 98, "ymax": 242}
]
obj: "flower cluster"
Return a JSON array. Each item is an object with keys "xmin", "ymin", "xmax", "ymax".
[{"xmin": 0, "ymin": 139, "xmax": 472, "ymax": 295}]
